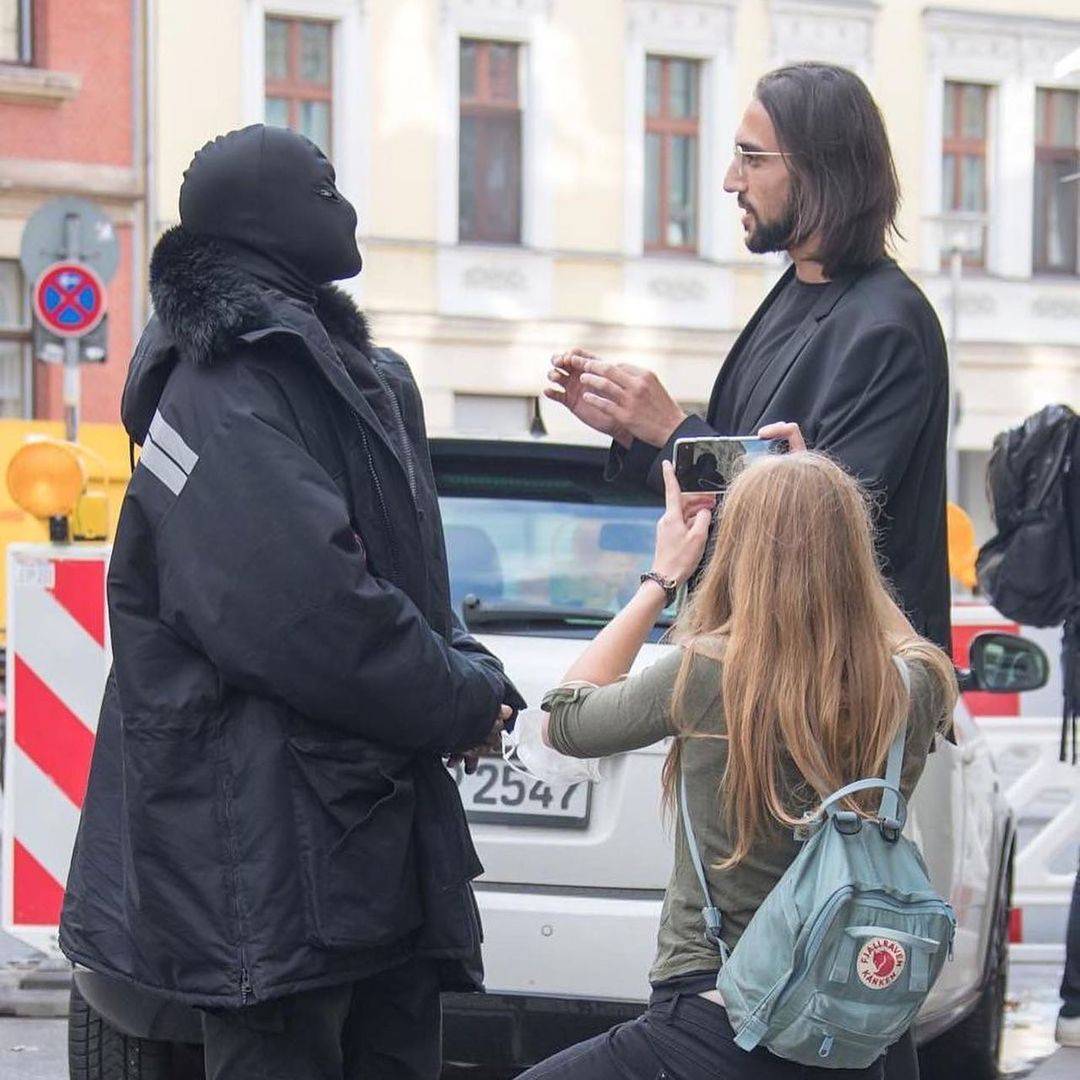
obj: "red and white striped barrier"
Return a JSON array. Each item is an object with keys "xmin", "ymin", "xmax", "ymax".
[{"xmin": 2, "ymin": 544, "xmax": 109, "ymax": 955}]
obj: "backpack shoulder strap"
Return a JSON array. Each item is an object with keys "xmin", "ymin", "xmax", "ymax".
[
  {"xmin": 678, "ymin": 767, "xmax": 729, "ymax": 962},
  {"xmin": 878, "ymin": 656, "xmax": 911, "ymax": 830}
]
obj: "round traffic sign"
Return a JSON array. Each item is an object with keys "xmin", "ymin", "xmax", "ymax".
[
  {"xmin": 33, "ymin": 262, "xmax": 107, "ymax": 339},
  {"xmin": 19, "ymin": 197, "xmax": 120, "ymax": 284}
]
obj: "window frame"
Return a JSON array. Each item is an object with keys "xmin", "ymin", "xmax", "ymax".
[
  {"xmin": 644, "ymin": 55, "xmax": 702, "ymax": 256},
  {"xmin": 1032, "ymin": 87, "xmax": 1079, "ymax": 277},
  {"xmin": 457, "ymin": 38, "xmax": 524, "ymax": 246},
  {"xmin": 263, "ymin": 14, "xmax": 334, "ymax": 153},
  {"xmin": 0, "ymin": 259, "xmax": 33, "ymax": 420},
  {"xmin": 941, "ymin": 80, "xmax": 991, "ymax": 269},
  {"xmin": 1, "ymin": 0, "xmax": 33, "ymax": 65}
]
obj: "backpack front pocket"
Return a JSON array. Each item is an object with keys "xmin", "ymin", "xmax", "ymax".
[{"xmin": 804, "ymin": 989, "xmax": 918, "ymax": 1067}]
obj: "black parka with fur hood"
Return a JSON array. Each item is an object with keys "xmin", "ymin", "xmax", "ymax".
[{"xmin": 58, "ymin": 226, "xmax": 523, "ymax": 1008}]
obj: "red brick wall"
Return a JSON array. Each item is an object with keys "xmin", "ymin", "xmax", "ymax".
[
  {"xmin": 0, "ymin": 0, "xmax": 134, "ymax": 165},
  {"xmin": 1, "ymin": 0, "xmax": 137, "ymax": 425}
]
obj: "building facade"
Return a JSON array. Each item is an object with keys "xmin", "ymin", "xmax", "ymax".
[
  {"xmin": 0, "ymin": 0, "xmax": 148, "ymax": 425},
  {"xmin": 147, "ymin": 0, "xmax": 1079, "ymax": 538}
]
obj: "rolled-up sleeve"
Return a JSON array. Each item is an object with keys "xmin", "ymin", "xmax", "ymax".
[{"xmin": 541, "ymin": 648, "xmax": 690, "ymax": 758}]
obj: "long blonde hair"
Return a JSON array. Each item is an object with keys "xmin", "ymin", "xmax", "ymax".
[{"xmin": 663, "ymin": 451, "xmax": 956, "ymax": 868}]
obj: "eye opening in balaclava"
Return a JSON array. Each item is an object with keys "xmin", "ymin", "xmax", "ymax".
[{"xmin": 179, "ymin": 124, "xmax": 362, "ymax": 300}]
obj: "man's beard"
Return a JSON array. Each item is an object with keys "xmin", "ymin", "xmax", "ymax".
[{"xmin": 742, "ymin": 196, "xmax": 796, "ymax": 254}]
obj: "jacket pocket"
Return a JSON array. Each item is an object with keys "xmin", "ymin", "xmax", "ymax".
[{"xmin": 286, "ymin": 735, "xmax": 422, "ymax": 949}]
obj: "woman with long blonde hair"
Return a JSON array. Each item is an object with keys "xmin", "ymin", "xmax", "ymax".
[{"xmin": 518, "ymin": 451, "xmax": 956, "ymax": 1080}]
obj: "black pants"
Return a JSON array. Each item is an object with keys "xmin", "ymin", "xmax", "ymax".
[
  {"xmin": 517, "ymin": 992, "xmax": 916, "ymax": 1080},
  {"xmin": 201, "ymin": 957, "xmax": 441, "ymax": 1080},
  {"xmin": 1062, "ymin": 851, "xmax": 1080, "ymax": 1018}
]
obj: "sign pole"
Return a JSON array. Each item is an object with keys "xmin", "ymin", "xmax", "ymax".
[
  {"xmin": 947, "ymin": 245, "xmax": 962, "ymax": 506},
  {"xmin": 61, "ymin": 213, "xmax": 81, "ymax": 442}
]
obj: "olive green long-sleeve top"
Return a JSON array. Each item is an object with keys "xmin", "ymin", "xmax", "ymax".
[{"xmin": 542, "ymin": 645, "xmax": 947, "ymax": 987}]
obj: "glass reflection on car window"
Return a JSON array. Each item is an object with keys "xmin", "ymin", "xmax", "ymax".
[{"xmin": 440, "ymin": 496, "xmax": 666, "ymax": 618}]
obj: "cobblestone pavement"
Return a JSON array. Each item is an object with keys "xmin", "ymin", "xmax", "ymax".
[{"xmin": 0, "ymin": 950, "xmax": 1065, "ymax": 1080}]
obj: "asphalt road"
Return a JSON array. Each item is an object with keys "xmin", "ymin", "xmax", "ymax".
[{"xmin": 0, "ymin": 959, "xmax": 1064, "ymax": 1080}]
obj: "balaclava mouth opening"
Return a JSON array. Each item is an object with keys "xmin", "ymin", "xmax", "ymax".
[{"xmin": 178, "ymin": 124, "xmax": 362, "ymax": 302}]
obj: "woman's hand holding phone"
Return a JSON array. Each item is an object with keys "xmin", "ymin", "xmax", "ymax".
[
  {"xmin": 652, "ymin": 461, "xmax": 714, "ymax": 586},
  {"xmin": 757, "ymin": 420, "xmax": 806, "ymax": 451}
]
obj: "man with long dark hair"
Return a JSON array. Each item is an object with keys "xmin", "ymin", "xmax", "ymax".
[{"xmin": 548, "ymin": 63, "xmax": 951, "ymax": 660}]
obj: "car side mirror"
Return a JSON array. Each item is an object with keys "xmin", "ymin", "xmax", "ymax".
[{"xmin": 964, "ymin": 632, "xmax": 1050, "ymax": 693}]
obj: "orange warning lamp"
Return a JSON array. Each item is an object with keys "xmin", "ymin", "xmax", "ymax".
[
  {"xmin": 947, "ymin": 502, "xmax": 978, "ymax": 590},
  {"xmin": 6, "ymin": 439, "xmax": 86, "ymax": 522}
]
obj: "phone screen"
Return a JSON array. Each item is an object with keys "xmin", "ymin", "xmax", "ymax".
[{"xmin": 673, "ymin": 436, "xmax": 789, "ymax": 493}]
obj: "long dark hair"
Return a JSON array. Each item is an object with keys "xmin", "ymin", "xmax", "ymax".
[{"xmin": 755, "ymin": 63, "xmax": 901, "ymax": 278}]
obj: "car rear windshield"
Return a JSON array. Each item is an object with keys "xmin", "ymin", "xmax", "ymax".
[{"xmin": 434, "ymin": 445, "xmax": 668, "ymax": 626}]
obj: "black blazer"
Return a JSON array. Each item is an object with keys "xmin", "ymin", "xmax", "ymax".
[{"xmin": 613, "ymin": 259, "xmax": 952, "ymax": 652}]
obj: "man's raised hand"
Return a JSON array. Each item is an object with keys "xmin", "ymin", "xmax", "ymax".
[
  {"xmin": 546, "ymin": 349, "xmax": 687, "ymax": 449},
  {"xmin": 545, "ymin": 349, "xmax": 632, "ymax": 447}
]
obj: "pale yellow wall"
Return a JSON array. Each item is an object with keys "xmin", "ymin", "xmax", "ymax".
[
  {"xmin": 869, "ymin": 0, "xmax": 1080, "ymax": 270},
  {"xmin": 150, "ymin": 0, "xmax": 1080, "ymax": 256},
  {"xmin": 153, "ymin": 0, "xmax": 246, "ymax": 229},
  {"xmin": 873, "ymin": 1, "xmax": 928, "ymax": 267},
  {"xmin": 147, "ymin": 0, "xmax": 1080, "ymax": 444},
  {"xmin": 547, "ymin": 0, "xmax": 625, "ymax": 253},
  {"xmin": 368, "ymin": 0, "xmax": 439, "ymax": 241}
]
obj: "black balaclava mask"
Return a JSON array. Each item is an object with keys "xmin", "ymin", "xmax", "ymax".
[{"xmin": 178, "ymin": 124, "xmax": 362, "ymax": 301}]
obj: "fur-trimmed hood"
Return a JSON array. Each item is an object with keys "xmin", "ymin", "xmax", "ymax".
[{"xmin": 122, "ymin": 225, "xmax": 370, "ymax": 442}]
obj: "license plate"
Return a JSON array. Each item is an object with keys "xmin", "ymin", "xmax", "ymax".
[{"xmin": 454, "ymin": 760, "xmax": 591, "ymax": 828}]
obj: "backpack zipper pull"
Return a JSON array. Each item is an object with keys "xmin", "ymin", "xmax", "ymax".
[{"xmin": 819, "ymin": 1034, "xmax": 834, "ymax": 1058}]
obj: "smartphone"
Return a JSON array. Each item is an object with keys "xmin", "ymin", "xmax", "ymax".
[{"xmin": 672, "ymin": 436, "xmax": 790, "ymax": 493}]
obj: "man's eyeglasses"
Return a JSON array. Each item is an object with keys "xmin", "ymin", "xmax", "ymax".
[{"xmin": 731, "ymin": 144, "xmax": 789, "ymax": 178}]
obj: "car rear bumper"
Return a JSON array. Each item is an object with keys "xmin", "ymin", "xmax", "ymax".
[
  {"xmin": 443, "ymin": 885, "xmax": 658, "ymax": 1069},
  {"xmin": 472, "ymin": 884, "xmax": 662, "ymax": 1001},
  {"xmin": 443, "ymin": 990, "xmax": 644, "ymax": 1070}
]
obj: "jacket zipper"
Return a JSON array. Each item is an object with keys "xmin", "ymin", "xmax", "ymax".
[
  {"xmin": 369, "ymin": 355, "xmax": 418, "ymax": 502},
  {"xmin": 355, "ymin": 417, "xmax": 401, "ymax": 583},
  {"xmin": 219, "ymin": 759, "xmax": 254, "ymax": 1006}
]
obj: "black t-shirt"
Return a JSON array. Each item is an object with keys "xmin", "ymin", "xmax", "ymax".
[{"xmin": 717, "ymin": 275, "xmax": 828, "ymax": 435}]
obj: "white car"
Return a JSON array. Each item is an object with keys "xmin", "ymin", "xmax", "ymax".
[{"xmin": 432, "ymin": 436, "xmax": 1047, "ymax": 1080}]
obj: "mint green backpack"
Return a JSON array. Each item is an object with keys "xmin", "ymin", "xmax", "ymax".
[{"xmin": 681, "ymin": 658, "xmax": 955, "ymax": 1069}]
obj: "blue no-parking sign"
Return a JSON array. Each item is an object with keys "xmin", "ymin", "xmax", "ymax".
[{"xmin": 32, "ymin": 261, "xmax": 107, "ymax": 339}]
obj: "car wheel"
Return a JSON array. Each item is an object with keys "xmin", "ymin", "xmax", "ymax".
[
  {"xmin": 919, "ymin": 845, "xmax": 1012, "ymax": 1080},
  {"xmin": 69, "ymin": 983, "xmax": 203, "ymax": 1080}
]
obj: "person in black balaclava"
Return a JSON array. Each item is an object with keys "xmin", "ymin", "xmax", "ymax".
[
  {"xmin": 59, "ymin": 125, "xmax": 525, "ymax": 1080},
  {"xmin": 179, "ymin": 123, "xmax": 362, "ymax": 295}
]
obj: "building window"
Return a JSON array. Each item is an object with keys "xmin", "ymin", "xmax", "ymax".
[
  {"xmin": 942, "ymin": 81, "xmax": 990, "ymax": 267},
  {"xmin": 644, "ymin": 56, "xmax": 700, "ymax": 254},
  {"xmin": 0, "ymin": 0, "xmax": 32, "ymax": 64},
  {"xmin": 459, "ymin": 40, "xmax": 522, "ymax": 245},
  {"xmin": 1033, "ymin": 88, "xmax": 1079, "ymax": 276},
  {"xmin": 454, "ymin": 393, "xmax": 536, "ymax": 435},
  {"xmin": 0, "ymin": 262, "xmax": 31, "ymax": 419},
  {"xmin": 264, "ymin": 16, "xmax": 333, "ymax": 154}
]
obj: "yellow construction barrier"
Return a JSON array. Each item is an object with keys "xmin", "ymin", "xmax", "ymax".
[{"xmin": 0, "ymin": 420, "xmax": 131, "ymax": 645}]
